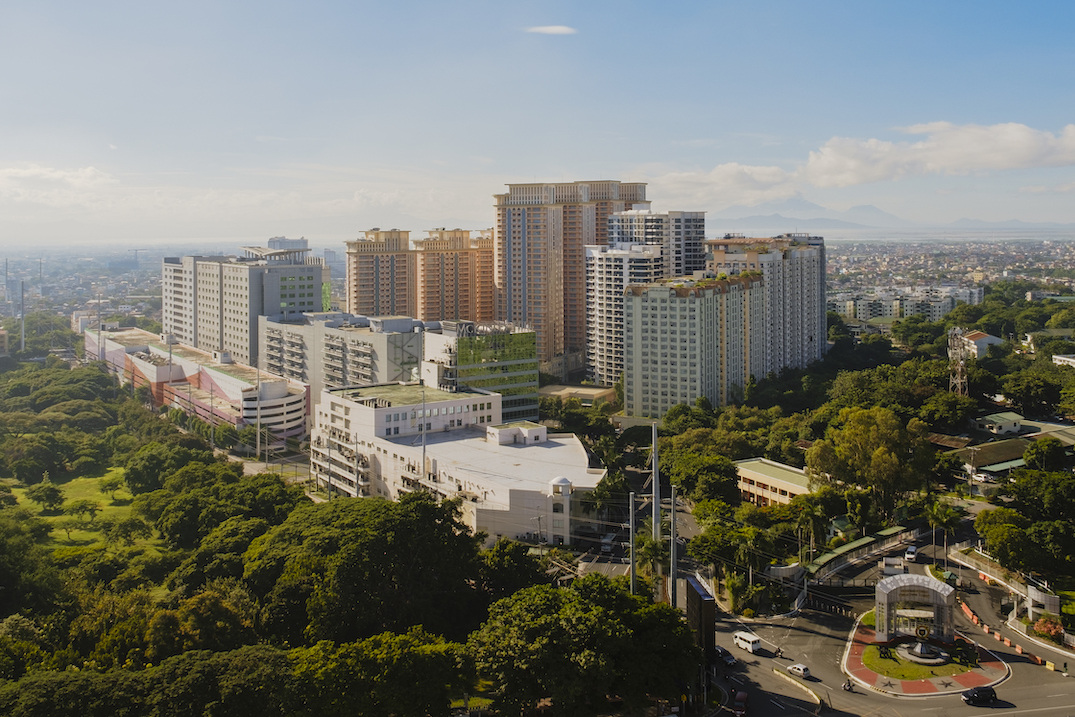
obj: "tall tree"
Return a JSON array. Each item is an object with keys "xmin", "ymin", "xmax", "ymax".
[{"xmin": 805, "ymin": 406, "xmax": 933, "ymax": 521}]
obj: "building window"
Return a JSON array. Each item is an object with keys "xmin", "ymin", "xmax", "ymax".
[{"xmin": 552, "ymin": 503, "xmax": 564, "ymax": 513}]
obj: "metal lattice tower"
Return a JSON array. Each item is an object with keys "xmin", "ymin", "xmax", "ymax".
[{"xmin": 948, "ymin": 327, "xmax": 968, "ymax": 396}]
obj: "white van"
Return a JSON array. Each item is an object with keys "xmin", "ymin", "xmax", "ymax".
[{"xmin": 732, "ymin": 631, "xmax": 761, "ymax": 654}]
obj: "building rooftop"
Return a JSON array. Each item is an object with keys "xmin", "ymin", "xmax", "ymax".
[
  {"xmin": 735, "ymin": 457, "xmax": 811, "ymax": 489},
  {"xmin": 978, "ymin": 411, "xmax": 1024, "ymax": 423},
  {"xmin": 101, "ymin": 327, "xmax": 277, "ymax": 385},
  {"xmin": 330, "ymin": 382, "xmax": 486, "ymax": 407},
  {"xmin": 385, "ymin": 428, "xmax": 602, "ymax": 504}
]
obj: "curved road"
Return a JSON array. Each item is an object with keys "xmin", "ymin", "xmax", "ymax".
[{"xmin": 716, "ymin": 538, "xmax": 1075, "ymax": 716}]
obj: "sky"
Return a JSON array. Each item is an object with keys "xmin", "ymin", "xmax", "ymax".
[{"xmin": 2, "ymin": 1, "xmax": 1075, "ymax": 247}]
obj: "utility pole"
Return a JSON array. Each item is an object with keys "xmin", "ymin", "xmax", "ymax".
[
  {"xmin": 209, "ymin": 384, "xmax": 215, "ymax": 450},
  {"xmin": 629, "ymin": 490, "xmax": 637, "ymax": 595},
  {"xmin": 651, "ymin": 423, "xmax": 660, "ymax": 542},
  {"xmin": 670, "ymin": 484, "xmax": 677, "ymax": 609}
]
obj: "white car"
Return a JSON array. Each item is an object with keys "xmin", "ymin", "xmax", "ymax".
[
  {"xmin": 787, "ymin": 663, "xmax": 810, "ymax": 679},
  {"xmin": 904, "ymin": 545, "xmax": 917, "ymax": 562}
]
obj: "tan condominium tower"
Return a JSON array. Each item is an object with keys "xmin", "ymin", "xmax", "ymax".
[
  {"xmin": 494, "ymin": 180, "xmax": 649, "ymax": 373},
  {"xmin": 412, "ymin": 228, "xmax": 495, "ymax": 323},
  {"xmin": 345, "ymin": 229, "xmax": 415, "ymax": 317},
  {"xmin": 345, "ymin": 228, "xmax": 494, "ymax": 323}
]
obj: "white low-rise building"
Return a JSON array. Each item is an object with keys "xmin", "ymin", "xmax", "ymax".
[{"xmin": 310, "ymin": 382, "xmax": 604, "ymax": 546}]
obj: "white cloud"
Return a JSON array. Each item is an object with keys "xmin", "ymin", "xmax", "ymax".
[
  {"xmin": 525, "ymin": 25, "xmax": 577, "ymax": 35},
  {"xmin": 646, "ymin": 162, "xmax": 798, "ymax": 209},
  {"xmin": 1021, "ymin": 181, "xmax": 1075, "ymax": 194},
  {"xmin": 802, "ymin": 122, "xmax": 1075, "ymax": 188},
  {"xmin": 644, "ymin": 122, "xmax": 1075, "ymax": 209}
]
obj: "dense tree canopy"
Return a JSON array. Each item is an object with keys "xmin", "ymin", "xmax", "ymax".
[{"xmin": 468, "ymin": 574, "xmax": 699, "ymax": 717}]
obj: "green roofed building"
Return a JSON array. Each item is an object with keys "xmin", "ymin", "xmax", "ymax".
[{"xmin": 734, "ymin": 457, "xmax": 811, "ymax": 507}]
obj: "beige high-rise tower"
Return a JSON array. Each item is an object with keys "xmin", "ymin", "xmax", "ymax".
[
  {"xmin": 345, "ymin": 229, "xmax": 415, "ymax": 317},
  {"xmin": 494, "ymin": 180, "xmax": 648, "ymax": 372},
  {"xmin": 345, "ymin": 228, "xmax": 494, "ymax": 323},
  {"xmin": 412, "ymin": 228, "xmax": 494, "ymax": 323}
]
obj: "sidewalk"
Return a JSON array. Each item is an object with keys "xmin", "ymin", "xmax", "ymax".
[{"xmin": 843, "ymin": 620, "xmax": 1008, "ymax": 696}]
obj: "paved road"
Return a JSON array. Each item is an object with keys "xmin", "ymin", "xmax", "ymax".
[{"xmin": 714, "ymin": 532, "xmax": 1075, "ymax": 716}]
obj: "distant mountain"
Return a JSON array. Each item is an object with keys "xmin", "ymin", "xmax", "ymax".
[
  {"xmin": 841, "ymin": 204, "xmax": 915, "ymax": 227},
  {"xmin": 708, "ymin": 213, "xmax": 872, "ymax": 233},
  {"xmin": 712, "ymin": 197, "xmax": 831, "ymax": 220},
  {"xmin": 711, "ymin": 197, "xmax": 915, "ymax": 229}
]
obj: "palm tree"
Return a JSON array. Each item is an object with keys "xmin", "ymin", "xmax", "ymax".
[
  {"xmin": 733, "ymin": 526, "xmax": 774, "ymax": 586},
  {"xmin": 795, "ymin": 499, "xmax": 828, "ymax": 565},
  {"xmin": 926, "ymin": 499, "xmax": 962, "ymax": 571},
  {"xmin": 632, "ymin": 517, "xmax": 670, "ymax": 577}
]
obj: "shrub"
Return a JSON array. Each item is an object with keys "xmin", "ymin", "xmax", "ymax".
[{"xmin": 1034, "ymin": 614, "xmax": 1065, "ymax": 644}]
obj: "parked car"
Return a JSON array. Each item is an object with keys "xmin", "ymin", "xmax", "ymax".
[
  {"xmin": 786, "ymin": 663, "xmax": 811, "ymax": 679},
  {"xmin": 962, "ymin": 686, "xmax": 997, "ymax": 705},
  {"xmin": 714, "ymin": 645, "xmax": 737, "ymax": 667},
  {"xmin": 904, "ymin": 545, "xmax": 917, "ymax": 562},
  {"xmin": 731, "ymin": 690, "xmax": 749, "ymax": 716}
]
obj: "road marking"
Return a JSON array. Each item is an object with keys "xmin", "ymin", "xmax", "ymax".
[{"xmin": 768, "ymin": 698, "xmax": 785, "ymax": 709}]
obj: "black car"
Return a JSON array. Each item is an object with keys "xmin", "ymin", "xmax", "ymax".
[
  {"xmin": 962, "ymin": 686, "xmax": 997, "ymax": 705},
  {"xmin": 714, "ymin": 645, "xmax": 737, "ymax": 667}
]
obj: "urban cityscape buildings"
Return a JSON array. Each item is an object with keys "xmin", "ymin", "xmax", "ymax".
[
  {"xmin": 706, "ymin": 234, "xmax": 827, "ymax": 373},
  {"xmin": 493, "ymin": 181, "xmax": 649, "ymax": 373},
  {"xmin": 259, "ymin": 313, "xmax": 423, "ymax": 397},
  {"xmin": 86, "ymin": 327, "xmax": 310, "ymax": 442},
  {"xmin": 585, "ymin": 243, "xmax": 665, "ymax": 388},
  {"xmin": 309, "ymin": 382, "xmax": 602, "ymax": 546},
  {"xmin": 622, "ymin": 275, "xmax": 764, "ymax": 418},
  {"xmin": 161, "ymin": 246, "xmax": 327, "ymax": 367},
  {"xmin": 607, "ymin": 209, "xmax": 706, "ymax": 278}
]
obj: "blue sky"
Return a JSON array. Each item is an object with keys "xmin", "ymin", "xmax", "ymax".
[{"xmin": 2, "ymin": 1, "xmax": 1074, "ymax": 246}]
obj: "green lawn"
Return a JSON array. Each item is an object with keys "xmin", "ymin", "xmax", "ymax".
[
  {"xmin": 9, "ymin": 467, "xmax": 159, "ymax": 550},
  {"xmin": 861, "ymin": 645, "xmax": 975, "ymax": 680}
]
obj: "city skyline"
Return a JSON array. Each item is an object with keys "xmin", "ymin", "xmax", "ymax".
[{"xmin": 2, "ymin": 1, "xmax": 1075, "ymax": 246}]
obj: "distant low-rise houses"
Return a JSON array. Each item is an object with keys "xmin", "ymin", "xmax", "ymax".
[
  {"xmin": 828, "ymin": 286, "xmax": 983, "ymax": 322},
  {"xmin": 961, "ymin": 330, "xmax": 1004, "ymax": 359}
]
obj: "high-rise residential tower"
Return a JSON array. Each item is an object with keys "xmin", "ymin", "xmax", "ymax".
[
  {"xmin": 344, "ymin": 229, "xmax": 415, "ymax": 317},
  {"xmin": 607, "ymin": 209, "xmax": 706, "ymax": 277},
  {"xmin": 622, "ymin": 276, "xmax": 764, "ymax": 418},
  {"xmin": 706, "ymin": 234, "xmax": 827, "ymax": 374},
  {"xmin": 585, "ymin": 243, "xmax": 665, "ymax": 387},
  {"xmin": 161, "ymin": 246, "xmax": 326, "ymax": 367},
  {"xmin": 345, "ymin": 228, "xmax": 494, "ymax": 324},
  {"xmin": 494, "ymin": 181, "xmax": 649, "ymax": 372},
  {"xmin": 411, "ymin": 228, "xmax": 495, "ymax": 323}
]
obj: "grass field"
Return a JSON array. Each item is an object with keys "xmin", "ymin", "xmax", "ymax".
[
  {"xmin": 861, "ymin": 645, "xmax": 974, "ymax": 680},
  {"xmin": 8, "ymin": 467, "xmax": 160, "ymax": 551}
]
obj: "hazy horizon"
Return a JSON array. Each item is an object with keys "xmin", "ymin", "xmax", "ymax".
[{"xmin": 2, "ymin": 2, "xmax": 1075, "ymax": 246}]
